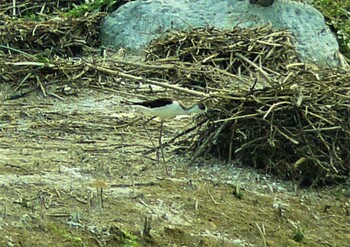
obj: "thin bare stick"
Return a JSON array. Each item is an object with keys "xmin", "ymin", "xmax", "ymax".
[
  {"xmin": 159, "ymin": 120, "xmax": 169, "ymax": 175},
  {"xmin": 255, "ymin": 223, "xmax": 267, "ymax": 247},
  {"xmin": 87, "ymin": 63, "xmax": 208, "ymax": 97},
  {"xmin": 9, "ymin": 62, "xmax": 55, "ymax": 67},
  {"xmin": 142, "ymin": 118, "xmax": 159, "ymax": 158},
  {"xmin": 263, "ymin": 101, "xmax": 291, "ymax": 119},
  {"xmin": 107, "ymin": 59, "xmax": 175, "ymax": 70},
  {"xmin": 36, "ymin": 76, "xmax": 47, "ymax": 97},
  {"xmin": 236, "ymin": 53, "xmax": 271, "ymax": 84},
  {"xmin": 275, "ymin": 127, "xmax": 299, "ymax": 145},
  {"xmin": 207, "ymin": 189, "xmax": 219, "ymax": 205},
  {"xmin": 0, "ymin": 45, "xmax": 35, "ymax": 58},
  {"xmin": 214, "ymin": 112, "xmax": 261, "ymax": 123},
  {"xmin": 12, "ymin": 0, "xmax": 16, "ymax": 16}
]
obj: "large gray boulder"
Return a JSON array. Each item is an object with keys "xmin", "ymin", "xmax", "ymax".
[{"xmin": 100, "ymin": 0, "xmax": 343, "ymax": 67}]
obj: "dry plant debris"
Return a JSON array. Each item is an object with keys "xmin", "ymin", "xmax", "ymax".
[
  {"xmin": 0, "ymin": 12, "xmax": 104, "ymax": 56},
  {"xmin": 195, "ymin": 71, "xmax": 350, "ymax": 186},
  {"xmin": 1, "ymin": 4, "xmax": 350, "ymax": 246},
  {"xmin": 142, "ymin": 26, "xmax": 300, "ymax": 92},
  {"xmin": 145, "ymin": 26, "xmax": 298, "ymax": 75},
  {"xmin": 1, "ymin": 11, "xmax": 349, "ymax": 187},
  {"xmin": 144, "ymin": 26, "xmax": 350, "ymax": 186}
]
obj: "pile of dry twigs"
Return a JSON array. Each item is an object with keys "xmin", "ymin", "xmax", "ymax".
[
  {"xmin": 1, "ymin": 5, "xmax": 349, "ymax": 186},
  {"xmin": 146, "ymin": 26, "xmax": 350, "ymax": 186},
  {"xmin": 145, "ymin": 26, "xmax": 298, "ymax": 74},
  {"xmin": 0, "ymin": 12, "xmax": 104, "ymax": 57},
  {"xmin": 195, "ymin": 72, "xmax": 349, "ymax": 186},
  {"xmin": 143, "ymin": 26, "xmax": 301, "ymax": 92}
]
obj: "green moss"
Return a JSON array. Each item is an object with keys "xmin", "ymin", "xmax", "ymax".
[
  {"xmin": 64, "ymin": 0, "xmax": 120, "ymax": 17},
  {"xmin": 123, "ymin": 231, "xmax": 139, "ymax": 247},
  {"xmin": 23, "ymin": 13, "xmax": 46, "ymax": 21},
  {"xmin": 45, "ymin": 222, "xmax": 83, "ymax": 246},
  {"xmin": 292, "ymin": 228, "xmax": 304, "ymax": 243},
  {"xmin": 313, "ymin": 0, "xmax": 350, "ymax": 60},
  {"xmin": 110, "ymin": 224, "xmax": 139, "ymax": 247}
]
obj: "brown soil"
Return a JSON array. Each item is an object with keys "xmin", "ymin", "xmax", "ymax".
[{"xmin": 0, "ymin": 85, "xmax": 349, "ymax": 247}]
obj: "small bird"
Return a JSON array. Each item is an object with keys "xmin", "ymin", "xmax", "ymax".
[
  {"xmin": 124, "ymin": 98, "xmax": 207, "ymax": 119},
  {"xmin": 123, "ymin": 97, "xmax": 207, "ymax": 174}
]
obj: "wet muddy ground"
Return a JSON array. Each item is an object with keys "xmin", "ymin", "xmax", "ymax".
[{"xmin": 0, "ymin": 85, "xmax": 349, "ymax": 246}]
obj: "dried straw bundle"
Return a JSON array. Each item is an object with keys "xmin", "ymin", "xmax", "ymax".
[
  {"xmin": 195, "ymin": 71, "xmax": 350, "ymax": 186},
  {"xmin": 145, "ymin": 26, "xmax": 298, "ymax": 75},
  {"xmin": 145, "ymin": 26, "xmax": 350, "ymax": 186},
  {"xmin": 0, "ymin": 12, "xmax": 104, "ymax": 56},
  {"xmin": 1, "ymin": 17, "xmax": 349, "ymax": 186}
]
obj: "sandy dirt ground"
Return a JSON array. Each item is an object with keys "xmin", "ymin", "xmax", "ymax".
[{"xmin": 0, "ymin": 85, "xmax": 349, "ymax": 247}]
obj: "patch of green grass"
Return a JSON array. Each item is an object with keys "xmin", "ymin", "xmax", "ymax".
[
  {"xmin": 64, "ymin": 0, "xmax": 121, "ymax": 17},
  {"xmin": 292, "ymin": 227, "xmax": 304, "ymax": 243},
  {"xmin": 122, "ymin": 231, "xmax": 138, "ymax": 247},
  {"xmin": 313, "ymin": 0, "xmax": 350, "ymax": 60},
  {"xmin": 45, "ymin": 222, "xmax": 83, "ymax": 246},
  {"xmin": 111, "ymin": 224, "xmax": 139, "ymax": 247},
  {"xmin": 22, "ymin": 13, "xmax": 47, "ymax": 21}
]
